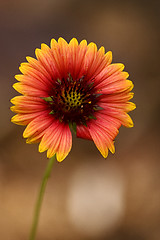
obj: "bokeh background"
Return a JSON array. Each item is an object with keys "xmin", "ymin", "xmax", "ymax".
[{"xmin": 0, "ymin": 0, "xmax": 160, "ymax": 239}]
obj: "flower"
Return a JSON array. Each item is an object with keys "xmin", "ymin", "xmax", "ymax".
[{"xmin": 10, "ymin": 37, "xmax": 135, "ymax": 162}]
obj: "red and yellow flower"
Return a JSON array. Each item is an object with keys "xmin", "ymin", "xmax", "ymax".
[{"xmin": 11, "ymin": 37, "xmax": 135, "ymax": 162}]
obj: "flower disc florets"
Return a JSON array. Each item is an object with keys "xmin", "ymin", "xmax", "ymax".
[{"xmin": 43, "ymin": 73, "xmax": 101, "ymax": 125}]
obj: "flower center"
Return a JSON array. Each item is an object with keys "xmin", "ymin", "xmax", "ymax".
[
  {"xmin": 43, "ymin": 74, "xmax": 102, "ymax": 125},
  {"xmin": 60, "ymin": 85, "xmax": 83, "ymax": 110}
]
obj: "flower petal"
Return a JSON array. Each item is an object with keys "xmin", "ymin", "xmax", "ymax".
[
  {"xmin": 19, "ymin": 62, "xmax": 52, "ymax": 86},
  {"xmin": 99, "ymin": 105, "xmax": 134, "ymax": 128},
  {"xmin": 56, "ymin": 124, "xmax": 72, "ymax": 162},
  {"xmin": 76, "ymin": 124, "xmax": 92, "ymax": 140},
  {"xmin": 88, "ymin": 125, "xmax": 109, "ymax": 158},
  {"xmin": 14, "ymin": 74, "xmax": 51, "ymax": 92},
  {"xmin": 94, "ymin": 63, "xmax": 125, "ymax": 86},
  {"xmin": 88, "ymin": 117, "xmax": 117, "ymax": 157},
  {"xmin": 26, "ymin": 56, "xmax": 52, "ymax": 80},
  {"xmin": 39, "ymin": 120, "xmax": 61, "ymax": 155},
  {"xmin": 101, "ymin": 91, "xmax": 134, "ymax": 103},
  {"xmin": 75, "ymin": 39, "xmax": 88, "ymax": 79},
  {"xmin": 82, "ymin": 42, "xmax": 97, "ymax": 78},
  {"xmin": 23, "ymin": 114, "xmax": 53, "ymax": 138},
  {"xmin": 10, "ymin": 96, "xmax": 48, "ymax": 113},
  {"xmin": 68, "ymin": 38, "xmax": 79, "ymax": 78},
  {"xmin": 101, "ymin": 80, "xmax": 133, "ymax": 94},
  {"xmin": 99, "ymin": 101, "xmax": 136, "ymax": 112},
  {"xmin": 50, "ymin": 38, "xmax": 67, "ymax": 78},
  {"xmin": 11, "ymin": 112, "xmax": 45, "ymax": 126},
  {"xmin": 12, "ymin": 82, "xmax": 47, "ymax": 97}
]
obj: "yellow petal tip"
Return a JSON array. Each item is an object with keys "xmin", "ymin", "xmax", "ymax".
[{"xmin": 56, "ymin": 154, "xmax": 66, "ymax": 162}]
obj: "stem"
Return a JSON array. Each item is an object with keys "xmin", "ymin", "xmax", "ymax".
[{"xmin": 29, "ymin": 155, "xmax": 56, "ymax": 240}]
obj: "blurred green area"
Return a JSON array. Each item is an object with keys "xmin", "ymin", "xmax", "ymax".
[{"xmin": 0, "ymin": 0, "xmax": 160, "ymax": 239}]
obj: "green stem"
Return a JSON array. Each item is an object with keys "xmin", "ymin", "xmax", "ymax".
[{"xmin": 29, "ymin": 155, "xmax": 56, "ymax": 240}]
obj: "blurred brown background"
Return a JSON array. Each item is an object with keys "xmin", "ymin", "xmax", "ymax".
[{"xmin": 0, "ymin": 0, "xmax": 160, "ymax": 239}]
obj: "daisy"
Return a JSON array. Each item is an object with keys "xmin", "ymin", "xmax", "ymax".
[{"xmin": 11, "ymin": 37, "xmax": 135, "ymax": 162}]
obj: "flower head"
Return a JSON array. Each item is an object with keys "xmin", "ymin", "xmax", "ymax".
[{"xmin": 11, "ymin": 38, "xmax": 135, "ymax": 162}]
